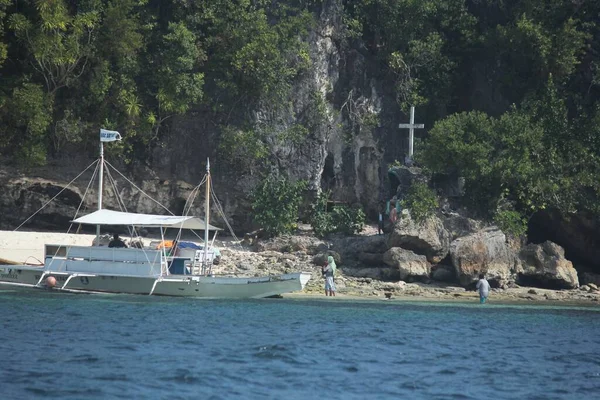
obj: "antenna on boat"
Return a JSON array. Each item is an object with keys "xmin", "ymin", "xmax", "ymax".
[
  {"xmin": 97, "ymin": 129, "xmax": 122, "ymax": 246},
  {"xmin": 203, "ymin": 158, "xmax": 210, "ymax": 275}
]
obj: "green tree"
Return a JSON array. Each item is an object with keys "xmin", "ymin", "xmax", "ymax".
[
  {"xmin": 0, "ymin": 0, "xmax": 9, "ymax": 66},
  {"xmin": 5, "ymin": 83, "xmax": 53, "ymax": 165},
  {"xmin": 8, "ymin": 0, "xmax": 99, "ymax": 96}
]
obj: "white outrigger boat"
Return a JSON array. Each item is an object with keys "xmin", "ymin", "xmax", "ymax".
[{"xmin": 0, "ymin": 130, "xmax": 311, "ymax": 298}]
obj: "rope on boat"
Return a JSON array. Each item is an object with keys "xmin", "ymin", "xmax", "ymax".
[
  {"xmin": 104, "ymin": 160, "xmax": 175, "ymax": 215},
  {"xmin": 14, "ymin": 159, "xmax": 100, "ymax": 232},
  {"xmin": 68, "ymin": 159, "xmax": 101, "ymax": 234}
]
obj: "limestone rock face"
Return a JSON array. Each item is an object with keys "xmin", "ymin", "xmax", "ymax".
[
  {"xmin": 581, "ymin": 272, "xmax": 600, "ymax": 286},
  {"xmin": 382, "ymin": 247, "xmax": 430, "ymax": 281},
  {"xmin": 449, "ymin": 227, "xmax": 514, "ymax": 286},
  {"xmin": 442, "ymin": 214, "xmax": 482, "ymax": 241},
  {"xmin": 358, "ymin": 252, "xmax": 384, "ymax": 266},
  {"xmin": 387, "ymin": 214, "xmax": 450, "ymax": 263},
  {"xmin": 255, "ymin": 235, "xmax": 328, "ymax": 255},
  {"xmin": 388, "ymin": 165, "xmax": 427, "ymax": 198},
  {"xmin": 0, "ymin": 178, "xmax": 83, "ymax": 230},
  {"xmin": 518, "ymin": 241, "xmax": 579, "ymax": 289}
]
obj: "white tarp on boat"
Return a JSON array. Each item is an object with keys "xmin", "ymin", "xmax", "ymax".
[{"xmin": 72, "ymin": 209, "xmax": 221, "ymax": 230}]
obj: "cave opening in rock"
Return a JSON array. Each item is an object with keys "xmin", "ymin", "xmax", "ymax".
[
  {"xmin": 517, "ymin": 274, "xmax": 572, "ymax": 290},
  {"xmin": 527, "ymin": 210, "xmax": 591, "ymax": 271},
  {"xmin": 171, "ymin": 198, "xmax": 187, "ymax": 216},
  {"xmin": 387, "ymin": 170, "xmax": 400, "ymax": 197},
  {"xmin": 321, "ymin": 153, "xmax": 336, "ymax": 192}
]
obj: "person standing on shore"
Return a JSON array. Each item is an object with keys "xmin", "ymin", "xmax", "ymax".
[
  {"xmin": 476, "ymin": 273, "xmax": 490, "ymax": 304},
  {"xmin": 322, "ymin": 256, "xmax": 337, "ymax": 296}
]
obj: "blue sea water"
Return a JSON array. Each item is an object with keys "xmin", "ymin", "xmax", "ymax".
[{"xmin": 1, "ymin": 291, "xmax": 599, "ymax": 400}]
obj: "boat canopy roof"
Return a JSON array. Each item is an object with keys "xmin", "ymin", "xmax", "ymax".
[{"xmin": 72, "ymin": 209, "xmax": 221, "ymax": 230}]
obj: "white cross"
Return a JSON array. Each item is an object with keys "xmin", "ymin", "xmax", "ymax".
[{"xmin": 398, "ymin": 106, "xmax": 424, "ymax": 161}]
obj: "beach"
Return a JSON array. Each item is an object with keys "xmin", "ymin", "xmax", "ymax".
[{"xmin": 1, "ymin": 229, "xmax": 599, "ymax": 306}]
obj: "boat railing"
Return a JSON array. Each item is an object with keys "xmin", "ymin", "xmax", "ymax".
[{"xmin": 44, "ymin": 245, "xmax": 163, "ymax": 277}]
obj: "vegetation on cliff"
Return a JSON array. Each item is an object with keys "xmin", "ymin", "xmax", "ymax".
[{"xmin": 1, "ymin": 0, "xmax": 599, "ymax": 233}]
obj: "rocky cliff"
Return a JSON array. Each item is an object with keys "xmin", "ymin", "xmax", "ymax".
[{"xmin": 1, "ymin": 0, "xmax": 599, "ymax": 282}]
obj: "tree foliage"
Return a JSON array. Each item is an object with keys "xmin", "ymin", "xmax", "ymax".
[
  {"xmin": 0, "ymin": 0, "xmax": 312, "ymax": 164},
  {"xmin": 251, "ymin": 175, "xmax": 307, "ymax": 237},
  {"xmin": 401, "ymin": 182, "xmax": 439, "ymax": 223},
  {"xmin": 0, "ymin": 0, "xmax": 600, "ymax": 230}
]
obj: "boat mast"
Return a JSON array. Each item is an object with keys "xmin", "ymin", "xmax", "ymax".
[
  {"xmin": 203, "ymin": 158, "xmax": 210, "ymax": 275},
  {"xmin": 96, "ymin": 129, "xmax": 121, "ymax": 246},
  {"xmin": 96, "ymin": 140, "xmax": 104, "ymax": 245}
]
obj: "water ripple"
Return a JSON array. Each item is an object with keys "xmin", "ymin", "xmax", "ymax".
[{"xmin": 1, "ymin": 292, "xmax": 599, "ymax": 400}]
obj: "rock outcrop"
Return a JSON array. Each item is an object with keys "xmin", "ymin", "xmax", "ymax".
[
  {"xmin": 330, "ymin": 235, "xmax": 388, "ymax": 267},
  {"xmin": 382, "ymin": 247, "xmax": 430, "ymax": 281},
  {"xmin": 255, "ymin": 235, "xmax": 328, "ymax": 255},
  {"xmin": 387, "ymin": 214, "xmax": 450, "ymax": 263},
  {"xmin": 442, "ymin": 214, "xmax": 482, "ymax": 241},
  {"xmin": 518, "ymin": 241, "xmax": 579, "ymax": 289},
  {"xmin": 449, "ymin": 227, "xmax": 514, "ymax": 286}
]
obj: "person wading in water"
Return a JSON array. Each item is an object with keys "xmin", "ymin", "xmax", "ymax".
[{"xmin": 322, "ymin": 256, "xmax": 337, "ymax": 296}]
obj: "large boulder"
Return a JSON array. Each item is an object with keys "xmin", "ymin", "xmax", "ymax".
[
  {"xmin": 387, "ymin": 214, "xmax": 450, "ymax": 263},
  {"xmin": 382, "ymin": 247, "xmax": 430, "ymax": 281},
  {"xmin": 331, "ymin": 235, "xmax": 387, "ymax": 256},
  {"xmin": 518, "ymin": 241, "xmax": 579, "ymax": 289},
  {"xmin": 449, "ymin": 227, "xmax": 514, "ymax": 286},
  {"xmin": 331, "ymin": 235, "xmax": 388, "ymax": 267},
  {"xmin": 312, "ymin": 251, "xmax": 342, "ymax": 266}
]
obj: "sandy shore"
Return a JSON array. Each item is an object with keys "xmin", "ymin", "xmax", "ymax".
[
  {"xmin": 0, "ymin": 230, "xmax": 97, "ymax": 264},
  {"xmin": 282, "ymin": 290, "xmax": 600, "ymax": 308},
  {"xmin": 1, "ymin": 229, "xmax": 599, "ymax": 306}
]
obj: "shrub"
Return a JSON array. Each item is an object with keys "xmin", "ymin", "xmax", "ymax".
[
  {"xmin": 310, "ymin": 191, "xmax": 365, "ymax": 237},
  {"xmin": 310, "ymin": 192, "xmax": 334, "ymax": 238},
  {"xmin": 251, "ymin": 175, "xmax": 306, "ymax": 237},
  {"xmin": 401, "ymin": 182, "xmax": 439, "ymax": 222},
  {"xmin": 493, "ymin": 209, "xmax": 528, "ymax": 237},
  {"xmin": 332, "ymin": 204, "xmax": 365, "ymax": 235}
]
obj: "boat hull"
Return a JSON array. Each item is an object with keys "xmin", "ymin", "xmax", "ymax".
[{"xmin": 0, "ymin": 265, "xmax": 311, "ymax": 298}]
